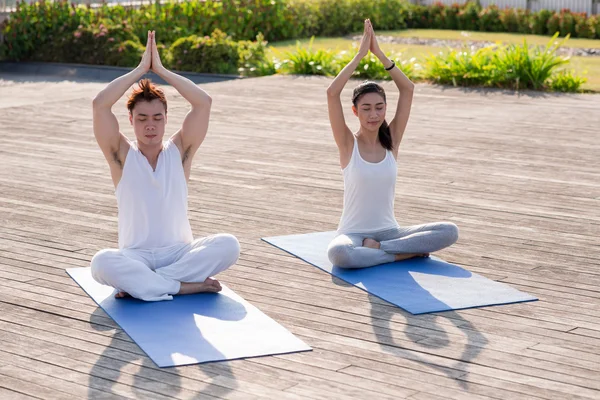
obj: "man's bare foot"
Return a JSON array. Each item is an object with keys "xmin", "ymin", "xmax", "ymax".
[
  {"xmin": 394, "ymin": 253, "xmax": 430, "ymax": 261},
  {"xmin": 363, "ymin": 238, "xmax": 381, "ymax": 249},
  {"xmin": 115, "ymin": 291, "xmax": 131, "ymax": 298},
  {"xmin": 178, "ymin": 278, "xmax": 223, "ymax": 295}
]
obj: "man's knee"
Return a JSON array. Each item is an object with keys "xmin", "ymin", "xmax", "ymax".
[
  {"xmin": 90, "ymin": 249, "xmax": 121, "ymax": 282},
  {"xmin": 215, "ymin": 233, "xmax": 240, "ymax": 265}
]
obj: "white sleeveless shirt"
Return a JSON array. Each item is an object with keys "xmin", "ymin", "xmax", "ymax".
[
  {"xmin": 337, "ymin": 136, "xmax": 399, "ymax": 234},
  {"xmin": 116, "ymin": 140, "xmax": 194, "ymax": 249}
]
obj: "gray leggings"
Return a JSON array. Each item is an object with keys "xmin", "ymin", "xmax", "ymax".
[{"xmin": 327, "ymin": 222, "xmax": 459, "ymax": 269}]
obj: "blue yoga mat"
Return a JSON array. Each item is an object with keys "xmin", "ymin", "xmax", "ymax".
[
  {"xmin": 263, "ymin": 231, "xmax": 537, "ymax": 315},
  {"xmin": 67, "ymin": 267, "xmax": 311, "ymax": 367}
]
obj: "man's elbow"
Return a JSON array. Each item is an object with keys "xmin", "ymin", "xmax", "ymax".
[
  {"xmin": 192, "ymin": 96, "xmax": 212, "ymax": 109},
  {"xmin": 92, "ymin": 95, "xmax": 108, "ymax": 109}
]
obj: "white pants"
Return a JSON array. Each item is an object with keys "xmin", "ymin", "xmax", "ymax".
[{"xmin": 91, "ymin": 234, "xmax": 240, "ymax": 301}]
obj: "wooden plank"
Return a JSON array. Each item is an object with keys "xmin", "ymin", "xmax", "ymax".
[
  {"xmin": 0, "ymin": 366, "xmax": 82, "ymax": 400},
  {"xmin": 1, "ymin": 74, "xmax": 599, "ymax": 399},
  {"xmin": 0, "ymin": 387, "xmax": 40, "ymax": 400}
]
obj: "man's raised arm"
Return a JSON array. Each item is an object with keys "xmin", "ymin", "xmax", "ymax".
[{"xmin": 92, "ymin": 31, "xmax": 153, "ymax": 165}]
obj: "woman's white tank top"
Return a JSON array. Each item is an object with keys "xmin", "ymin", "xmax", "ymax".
[
  {"xmin": 116, "ymin": 140, "xmax": 194, "ymax": 249},
  {"xmin": 337, "ymin": 136, "xmax": 399, "ymax": 234}
]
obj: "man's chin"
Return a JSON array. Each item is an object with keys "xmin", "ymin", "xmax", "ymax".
[{"xmin": 138, "ymin": 135, "xmax": 163, "ymax": 145}]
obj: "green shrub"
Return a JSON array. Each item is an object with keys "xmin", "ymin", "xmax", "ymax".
[
  {"xmin": 407, "ymin": 5, "xmax": 429, "ymax": 29},
  {"xmin": 547, "ymin": 13, "xmax": 561, "ymax": 35},
  {"xmin": 242, "ymin": 58, "xmax": 279, "ymax": 77},
  {"xmin": 575, "ymin": 13, "xmax": 595, "ymax": 38},
  {"xmin": 559, "ymin": 10, "xmax": 577, "ymax": 37},
  {"xmin": 516, "ymin": 9, "xmax": 532, "ymax": 33},
  {"xmin": 499, "ymin": 8, "xmax": 520, "ymax": 33},
  {"xmin": 36, "ymin": 21, "xmax": 140, "ymax": 65},
  {"xmin": 531, "ymin": 9, "xmax": 553, "ymax": 35},
  {"xmin": 334, "ymin": 50, "xmax": 417, "ymax": 80},
  {"xmin": 478, "ymin": 5, "xmax": 504, "ymax": 33},
  {"xmin": 2, "ymin": 1, "xmax": 95, "ymax": 61},
  {"xmin": 237, "ymin": 33, "xmax": 271, "ymax": 76},
  {"xmin": 169, "ymin": 30, "xmax": 240, "ymax": 74},
  {"xmin": 281, "ymin": 38, "xmax": 336, "ymax": 75},
  {"xmin": 2, "ymin": 0, "xmax": 598, "ymax": 77},
  {"xmin": 443, "ymin": 4, "xmax": 461, "ymax": 30},
  {"xmin": 423, "ymin": 33, "xmax": 580, "ymax": 92},
  {"xmin": 495, "ymin": 36, "xmax": 569, "ymax": 90},
  {"xmin": 425, "ymin": 47, "xmax": 496, "ymax": 88},
  {"xmin": 169, "ymin": 29, "xmax": 267, "ymax": 75},
  {"xmin": 373, "ymin": 0, "xmax": 409, "ymax": 31},
  {"xmin": 590, "ymin": 15, "xmax": 600, "ymax": 39},
  {"xmin": 549, "ymin": 70, "xmax": 587, "ymax": 92},
  {"xmin": 429, "ymin": 3, "xmax": 445, "ymax": 30},
  {"xmin": 106, "ymin": 40, "xmax": 145, "ymax": 67},
  {"xmin": 457, "ymin": 1, "xmax": 480, "ymax": 31}
]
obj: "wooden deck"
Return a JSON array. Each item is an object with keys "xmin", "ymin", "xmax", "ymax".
[{"xmin": 1, "ymin": 72, "xmax": 599, "ymax": 400}]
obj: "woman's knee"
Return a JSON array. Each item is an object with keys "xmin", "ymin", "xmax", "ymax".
[
  {"xmin": 443, "ymin": 222, "xmax": 459, "ymax": 245},
  {"xmin": 327, "ymin": 243, "xmax": 356, "ymax": 268}
]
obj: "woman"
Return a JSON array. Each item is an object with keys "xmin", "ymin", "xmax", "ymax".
[{"xmin": 326, "ymin": 20, "xmax": 458, "ymax": 269}]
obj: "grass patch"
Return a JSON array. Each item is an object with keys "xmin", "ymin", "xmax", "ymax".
[
  {"xmin": 388, "ymin": 29, "xmax": 600, "ymax": 49},
  {"xmin": 567, "ymin": 56, "xmax": 600, "ymax": 92},
  {"xmin": 267, "ymin": 32, "xmax": 598, "ymax": 92}
]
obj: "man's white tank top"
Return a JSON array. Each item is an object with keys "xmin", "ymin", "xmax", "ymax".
[
  {"xmin": 337, "ymin": 136, "xmax": 399, "ymax": 234},
  {"xmin": 116, "ymin": 140, "xmax": 193, "ymax": 249}
]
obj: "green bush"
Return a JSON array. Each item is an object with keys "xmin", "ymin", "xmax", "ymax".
[
  {"xmin": 516, "ymin": 9, "xmax": 532, "ymax": 33},
  {"xmin": 559, "ymin": 10, "xmax": 577, "ymax": 37},
  {"xmin": 429, "ymin": 3, "xmax": 445, "ymax": 30},
  {"xmin": 425, "ymin": 47, "xmax": 496, "ymax": 88},
  {"xmin": 549, "ymin": 70, "xmax": 587, "ymax": 92},
  {"xmin": 531, "ymin": 9, "xmax": 553, "ymax": 35},
  {"xmin": 496, "ymin": 36, "xmax": 568, "ymax": 90},
  {"xmin": 237, "ymin": 33, "xmax": 271, "ymax": 76},
  {"xmin": 342, "ymin": 52, "xmax": 417, "ymax": 80},
  {"xmin": 575, "ymin": 13, "xmax": 596, "ymax": 39},
  {"xmin": 590, "ymin": 15, "xmax": 600, "ymax": 39},
  {"xmin": 169, "ymin": 29, "xmax": 268, "ymax": 75},
  {"xmin": 427, "ymin": 2, "xmax": 461, "ymax": 31},
  {"xmin": 443, "ymin": 4, "xmax": 461, "ymax": 30},
  {"xmin": 2, "ymin": 1, "xmax": 95, "ymax": 61},
  {"xmin": 499, "ymin": 8, "xmax": 521, "ymax": 33},
  {"xmin": 547, "ymin": 13, "xmax": 561, "ymax": 35},
  {"xmin": 406, "ymin": 5, "xmax": 429, "ymax": 29},
  {"xmin": 478, "ymin": 5, "xmax": 504, "ymax": 33},
  {"xmin": 4, "ymin": 0, "xmax": 600, "ymax": 62},
  {"xmin": 35, "ymin": 21, "xmax": 140, "ymax": 65},
  {"xmin": 314, "ymin": 0, "xmax": 408, "ymax": 37},
  {"xmin": 242, "ymin": 58, "xmax": 279, "ymax": 77},
  {"xmin": 281, "ymin": 38, "xmax": 336, "ymax": 75},
  {"xmin": 457, "ymin": 1, "xmax": 480, "ymax": 31},
  {"xmin": 106, "ymin": 40, "xmax": 146, "ymax": 67},
  {"xmin": 423, "ymin": 33, "xmax": 582, "ymax": 92}
]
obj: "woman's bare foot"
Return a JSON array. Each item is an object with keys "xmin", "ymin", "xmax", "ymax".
[
  {"xmin": 394, "ymin": 253, "xmax": 430, "ymax": 261},
  {"xmin": 363, "ymin": 238, "xmax": 381, "ymax": 249},
  {"xmin": 178, "ymin": 278, "xmax": 222, "ymax": 295},
  {"xmin": 115, "ymin": 291, "xmax": 130, "ymax": 299}
]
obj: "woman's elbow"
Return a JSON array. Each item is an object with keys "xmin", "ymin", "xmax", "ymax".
[{"xmin": 326, "ymin": 86, "xmax": 340, "ymax": 97}]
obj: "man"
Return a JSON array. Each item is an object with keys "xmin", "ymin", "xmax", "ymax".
[{"xmin": 90, "ymin": 31, "xmax": 239, "ymax": 301}]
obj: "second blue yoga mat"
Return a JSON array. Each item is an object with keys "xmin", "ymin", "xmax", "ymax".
[
  {"xmin": 263, "ymin": 231, "xmax": 537, "ymax": 315},
  {"xmin": 67, "ymin": 267, "xmax": 311, "ymax": 367}
]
